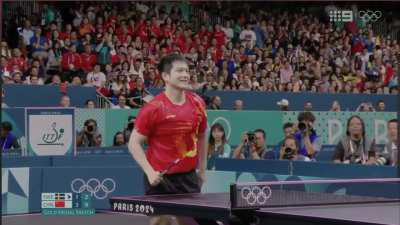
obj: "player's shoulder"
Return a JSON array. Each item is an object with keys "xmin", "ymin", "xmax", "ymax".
[
  {"xmin": 186, "ymin": 91, "xmax": 206, "ymax": 107},
  {"xmin": 141, "ymin": 93, "xmax": 166, "ymax": 112}
]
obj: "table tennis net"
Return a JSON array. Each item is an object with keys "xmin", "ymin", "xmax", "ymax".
[{"xmin": 232, "ymin": 178, "xmax": 400, "ymax": 208}]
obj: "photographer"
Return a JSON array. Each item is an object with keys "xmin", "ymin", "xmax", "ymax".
[
  {"xmin": 232, "ymin": 129, "xmax": 275, "ymax": 160},
  {"xmin": 294, "ymin": 112, "xmax": 321, "ymax": 160},
  {"xmin": 0, "ymin": 121, "xmax": 20, "ymax": 151},
  {"xmin": 123, "ymin": 116, "xmax": 136, "ymax": 142},
  {"xmin": 376, "ymin": 119, "xmax": 398, "ymax": 166},
  {"xmin": 76, "ymin": 119, "xmax": 102, "ymax": 147},
  {"xmin": 279, "ymin": 136, "xmax": 311, "ymax": 161},
  {"xmin": 332, "ymin": 115, "xmax": 376, "ymax": 165}
]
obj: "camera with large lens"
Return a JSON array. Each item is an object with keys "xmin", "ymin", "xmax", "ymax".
[
  {"xmin": 298, "ymin": 122, "xmax": 307, "ymax": 132},
  {"xmin": 282, "ymin": 147, "xmax": 296, "ymax": 160},
  {"xmin": 247, "ymin": 131, "xmax": 255, "ymax": 143},
  {"xmin": 298, "ymin": 122, "xmax": 315, "ymax": 133},
  {"xmin": 87, "ymin": 125, "xmax": 94, "ymax": 133},
  {"xmin": 127, "ymin": 122, "xmax": 135, "ymax": 131}
]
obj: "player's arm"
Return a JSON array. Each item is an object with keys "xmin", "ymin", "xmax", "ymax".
[
  {"xmin": 128, "ymin": 129, "xmax": 161, "ymax": 186},
  {"xmin": 129, "ymin": 129, "xmax": 152, "ymax": 175},
  {"xmin": 197, "ymin": 129, "xmax": 208, "ymax": 179}
]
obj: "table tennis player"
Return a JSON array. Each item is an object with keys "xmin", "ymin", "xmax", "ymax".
[{"xmin": 128, "ymin": 54, "xmax": 219, "ymax": 225}]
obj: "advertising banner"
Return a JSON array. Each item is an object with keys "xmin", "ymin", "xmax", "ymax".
[{"xmin": 26, "ymin": 108, "xmax": 75, "ymax": 156}]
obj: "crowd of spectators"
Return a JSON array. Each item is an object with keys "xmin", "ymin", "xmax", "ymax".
[{"xmin": 1, "ymin": 2, "xmax": 399, "ymax": 109}]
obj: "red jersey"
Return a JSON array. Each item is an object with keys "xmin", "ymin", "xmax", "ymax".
[{"xmin": 135, "ymin": 91, "xmax": 207, "ymax": 174}]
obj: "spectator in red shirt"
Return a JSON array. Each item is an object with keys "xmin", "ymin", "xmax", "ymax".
[
  {"xmin": 61, "ymin": 45, "xmax": 82, "ymax": 72},
  {"xmin": 80, "ymin": 44, "xmax": 97, "ymax": 73},
  {"xmin": 7, "ymin": 48, "xmax": 27, "ymax": 72},
  {"xmin": 213, "ymin": 24, "xmax": 226, "ymax": 48},
  {"xmin": 129, "ymin": 54, "xmax": 215, "ymax": 225}
]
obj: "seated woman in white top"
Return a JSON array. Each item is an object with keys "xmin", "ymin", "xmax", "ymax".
[{"xmin": 207, "ymin": 123, "xmax": 232, "ymax": 159}]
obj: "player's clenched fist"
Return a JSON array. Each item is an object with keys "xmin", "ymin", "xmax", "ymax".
[{"xmin": 146, "ymin": 170, "xmax": 163, "ymax": 186}]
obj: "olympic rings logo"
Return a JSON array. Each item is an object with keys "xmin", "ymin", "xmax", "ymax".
[
  {"xmin": 359, "ymin": 10, "xmax": 382, "ymax": 23},
  {"xmin": 71, "ymin": 178, "xmax": 116, "ymax": 200},
  {"xmin": 241, "ymin": 185, "xmax": 272, "ymax": 206}
]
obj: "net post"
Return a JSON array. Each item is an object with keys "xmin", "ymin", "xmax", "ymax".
[{"xmin": 230, "ymin": 183, "xmax": 237, "ymax": 209}]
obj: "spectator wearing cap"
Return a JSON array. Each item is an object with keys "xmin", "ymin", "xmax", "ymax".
[
  {"xmin": 0, "ymin": 121, "xmax": 20, "ymax": 151},
  {"xmin": 277, "ymin": 99, "xmax": 289, "ymax": 111}
]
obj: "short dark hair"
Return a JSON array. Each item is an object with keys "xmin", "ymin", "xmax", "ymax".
[
  {"xmin": 283, "ymin": 122, "xmax": 293, "ymax": 130},
  {"xmin": 85, "ymin": 99, "xmax": 95, "ymax": 105},
  {"xmin": 254, "ymin": 129, "xmax": 266, "ymax": 139},
  {"xmin": 84, "ymin": 119, "xmax": 97, "ymax": 127},
  {"xmin": 157, "ymin": 54, "xmax": 187, "ymax": 74},
  {"xmin": 388, "ymin": 119, "xmax": 398, "ymax": 124},
  {"xmin": 1, "ymin": 121, "xmax": 12, "ymax": 132},
  {"xmin": 297, "ymin": 111, "xmax": 315, "ymax": 122}
]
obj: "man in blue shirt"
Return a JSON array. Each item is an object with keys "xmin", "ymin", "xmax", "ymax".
[
  {"xmin": 294, "ymin": 112, "xmax": 321, "ymax": 160},
  {"xmin": 0, "ymin": 122, "xmax": 20, "ymax": 151},
  {"xmin": 232, "ymin": 129, "xmax": 276, "ymax": 160}
]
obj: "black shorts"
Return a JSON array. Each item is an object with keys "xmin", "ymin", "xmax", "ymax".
[{"xmin": 144, "ymin": 170, "xmax": 201, "ymax": 195}]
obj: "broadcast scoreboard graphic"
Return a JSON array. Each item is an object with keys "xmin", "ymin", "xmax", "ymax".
[{"xmin": 41, "ymin": 192, "xmax": 95, "ymax": 216}]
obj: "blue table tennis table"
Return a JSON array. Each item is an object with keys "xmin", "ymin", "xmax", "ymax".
[
  {"xmin": 110, "ymin": 181, "xmax": 400, "ymax": 225},
  {"xmin": 110, "ymin": 192, "xmax": 400, "ymax": 225}
]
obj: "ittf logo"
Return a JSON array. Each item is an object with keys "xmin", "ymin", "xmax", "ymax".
[{"xmin": 329, "ymin": 10, "xmax": 353, "ymax": 22}]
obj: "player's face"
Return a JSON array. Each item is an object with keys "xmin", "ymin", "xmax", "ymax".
[{"xmin": 164, "ymin": 61, "xmax": 191, "ymax": 90}]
